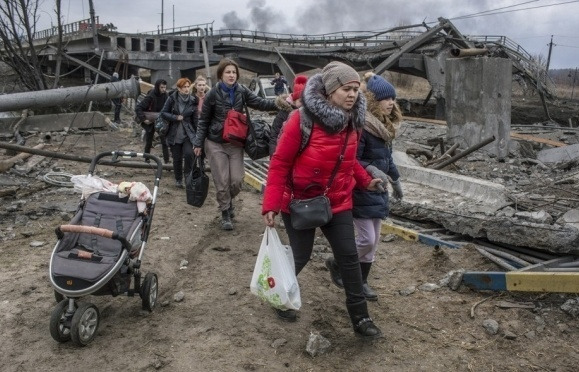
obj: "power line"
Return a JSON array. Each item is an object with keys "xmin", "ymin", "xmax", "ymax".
[
  {"xmin": 450, "ymin": 0, "xmax": 579, "ymax": 21},
  {"xmin": 452, "ymin": 0, "xmax": 540, "ymax": 19}
]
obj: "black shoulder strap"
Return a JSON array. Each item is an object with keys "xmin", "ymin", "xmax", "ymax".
[{"xmin": 325, "ymin": 129, "xmax": 351, "ymax": 192}]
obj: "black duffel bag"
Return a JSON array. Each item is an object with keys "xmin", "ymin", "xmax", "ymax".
[
  {"xmin": 185, "ymin": 156, "xmax": 209, "ymax": 207},
  {"xmin": 244, "ymin": 118, "xmax": 271, "ymax": 160}
]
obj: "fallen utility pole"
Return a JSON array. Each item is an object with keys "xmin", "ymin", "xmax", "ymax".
[
  {"xmin": 432, "ymin": 135, "xmax": 495, "ymax": 170},
  {"xmin": 0, "ymin": 142, "xmax": 172, "ymax": 171},
  {"xmin": 0, "ymin": 78, "xmax": 140, "ymax": 112}
]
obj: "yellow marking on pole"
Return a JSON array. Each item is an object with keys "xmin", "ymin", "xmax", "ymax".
[
  {"xmin": 244, "ymin": 172, "xmax": 265, "ymax": 193},
  {"xmin": 381, "ymin": 222, "xmax": 419, "ymax": 241},
  {"xmin": 506, "ymin": 272, "xmax": 579, "ymax": 293}
]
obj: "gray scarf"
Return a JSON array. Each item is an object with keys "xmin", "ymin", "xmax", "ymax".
[{"xmin": 177, "ymin": 92, "xmax": 191, "ymax": 114}]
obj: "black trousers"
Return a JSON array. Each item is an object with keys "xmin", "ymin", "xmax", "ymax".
[
  {"xmin": 142, "ymin": 124, "xmax": 169, "ymax": 163},
  {"xmin": 112, "ymin": 99, "xmax": 122, "ymax": 122},
  {"xmin": 170, "ymin": 140, "xmax": 193, "ymax": 182},
  {"xmin": 281, "ymin": 210, "xmax": 366, "ymax": 305}
]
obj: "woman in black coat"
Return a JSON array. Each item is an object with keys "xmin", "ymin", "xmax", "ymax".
[
  {"xmin": 161, "ymin": 78, "xmax": 198, "ymax": 188},
  {"xmin": 193, "ymin": 58, "xmax": 276, "ymax": 230}
]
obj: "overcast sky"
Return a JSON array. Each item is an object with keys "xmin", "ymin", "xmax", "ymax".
[{"xmin": 37, "ymin": 0, "xmax": 579, "ymax": 70}]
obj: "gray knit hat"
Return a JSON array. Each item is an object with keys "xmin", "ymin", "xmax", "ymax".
[
  {"xmin": 321, "ymin": 61, "xmax": 360, "ymax": 94},
  {"xmin": 366, "ymin": 74, "xmax": 396, "ymax": 100}
]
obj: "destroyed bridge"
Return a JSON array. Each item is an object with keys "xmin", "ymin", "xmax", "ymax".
[{"xmin": 25, "ymin": 17, "xmax": 551, "ymax": 115}]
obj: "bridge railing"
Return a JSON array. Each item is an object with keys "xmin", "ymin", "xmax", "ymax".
[
  {"xmin": 33, "ymin": 17, "xmax": 102, "ymax": 39},
  {"xmin": 468, "ymin": 35, "xmax": 554, "ymax": 92},
  {"xmin": 138, "ymin": 22, "xmax": 214, "ymax": 36},
  {"xmin": 213, "ymin": 28, "xmax": 422, "ymax": 48}
]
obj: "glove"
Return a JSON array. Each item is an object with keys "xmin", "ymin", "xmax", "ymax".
[
  {"xmin": 365, "ymin": 165, "xmax": 387, "ymax": 193},
  {"xmin": 390, "ymin": 178, "xmax": 404, "ymax": 200}
]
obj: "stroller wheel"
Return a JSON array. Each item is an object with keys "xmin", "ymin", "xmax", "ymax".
[
  {"xmin": 141, "ymin": 272, "xmax": 158, "ymax": 312},
  {"xmin": 49, "ymin": 299, "xmax": 75, "ymax": 343},
  {"xmin": 71, "ymin": 303, "xmax": 100, "ymax": 347}
]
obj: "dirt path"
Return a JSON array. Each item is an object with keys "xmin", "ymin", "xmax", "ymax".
[{"xmin": 0, "ymin": 128, "xmax": 577, "ymax": 372}]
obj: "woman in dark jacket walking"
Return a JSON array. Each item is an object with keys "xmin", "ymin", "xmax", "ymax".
[
  {"xmin": 135, "ymin": 79, "xmax": 169, "ymax": 163},
  {"xmin": 193, "ymin": 58, "xmax": 276, "ymax": 230},
  {"xmin": 262, "ymin": 61, "xmax": 383, "ymax": 340},
  {"xmin": 161, "ymin": 77, "xmax": 198, "ymax": 187}
]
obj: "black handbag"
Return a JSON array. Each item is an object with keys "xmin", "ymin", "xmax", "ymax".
[
  {"xmin": 185, "ymin": 156, "xmax": 209, "ymax": 207},
  {"xmin": 289, "ymin": 193, "xmax": 332, "ymax": 230},
  {"xmin": 155, "ymin": 114, "xmax": 169, "ymax": 136},
  {"xmin": 288, "ymin": 130, "xmax": 351, "ymax": 230}
]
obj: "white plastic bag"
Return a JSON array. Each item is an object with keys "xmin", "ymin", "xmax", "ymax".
[
  {"xmin": 71, "ymin": 175, "xmax": 118, "ymax": 199},
  {"xmin": 250, "ymin": 227, "xmax": 301, "ymax": 310}
]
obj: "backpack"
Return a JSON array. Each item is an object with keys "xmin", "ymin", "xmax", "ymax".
[{"xmin": 295, "ymin": 107, "xmax": 356, "ymax": 153}]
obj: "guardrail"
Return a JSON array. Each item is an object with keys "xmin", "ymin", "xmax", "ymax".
[
  {"xmin": 138, "ymin": 22, "xmax": 215, "ymax": 36},
  {"xmin": 33, "ymin": 17, "xmax": 103, "ymax": 39}
]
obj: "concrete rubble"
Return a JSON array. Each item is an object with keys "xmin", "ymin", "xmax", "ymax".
[{"xmin": 390, "ymin": 119, "xmax": 579, "ymax": 255}]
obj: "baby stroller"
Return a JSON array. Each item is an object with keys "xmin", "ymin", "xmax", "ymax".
[{"xmin": 48, "ymin": 151, "xmax": 163, "ymax": 346}]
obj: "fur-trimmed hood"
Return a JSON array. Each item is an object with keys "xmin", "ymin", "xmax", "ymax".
[{"xmin": 301, "ymin": 73, "xmax": 365, "ymax": 134}]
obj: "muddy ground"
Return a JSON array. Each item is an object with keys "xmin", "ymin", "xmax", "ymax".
[{"xmin": 1, "ymin": 96, "xmax": 578, "ymax": 372}]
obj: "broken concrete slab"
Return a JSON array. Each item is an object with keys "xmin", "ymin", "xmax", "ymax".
[
  {"xmin": 557, "ymin": 209, "xmax": 579, "ymax": 230},
  {"xmin": 390, "ymin": 151, "xmax": 579, "ymax": 254},
  {"xmin": 0, "ymin": 112, "xmax": 108, "ymax": 133},
  {"xmin": 391, "ymin": 182, "xmax": 579, "ymax": 254},
  {"xmin": 393, "ymin": 150, "xmax": 509, "ymax": 211},
  {"xmin": 537, "ymin": 143, "xmax": 579, "ymax": 164}
]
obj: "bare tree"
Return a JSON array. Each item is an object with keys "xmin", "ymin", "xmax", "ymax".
[{"xmin": 0, "ymin": 0, "xmax": 61, "ymax": 91}]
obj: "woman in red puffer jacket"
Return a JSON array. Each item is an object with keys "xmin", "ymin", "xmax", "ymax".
[{"xmin": 262, "ymin": 61, "xmax": 384, "ymax": 340}]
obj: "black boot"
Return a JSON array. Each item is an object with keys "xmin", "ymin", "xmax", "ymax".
[
  {"xmin": 360, "ymin": 262, "xmax": 377, "ymax": 301},
  {"xmin": 221, "ymin": 210, "xmax": 233, "ymax": 231},
  {"xmin": 274, "ymin": 308, "xmax": 297, "ymax": 322},
  {"xmin": 228, "ymin": 201, "xmax": 235, "ymax": 218},
  {"xmin": 347, "ymin": 301, "xmax": 383, "ymax": 340},
  {"xmin": 325, "ymin": 257, "xmax": 344, "ymax": 288}
]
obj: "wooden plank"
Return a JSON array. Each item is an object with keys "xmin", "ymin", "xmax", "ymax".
[
  {"xmin": 509, "ymin": 132, "xmax": 566, "ymax": 147},
  {"xmin": 402, "ymin": 117, "xmax": 567, "ymax": 148},
  {"xmin": 403, "ymin": 116, "xmax": 447, "ymax": 126}
]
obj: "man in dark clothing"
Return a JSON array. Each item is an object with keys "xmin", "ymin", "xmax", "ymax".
[
  {"xmin": 270, "ymin": 72, "xmax": 288, "ymax": 96},
  {"xmin": 135, "ymin": 79, "xmax": 170, "ymax": 163},
  {"xmin": 111, "ymin": 72, "xmax": 123, "ymax": 124}
]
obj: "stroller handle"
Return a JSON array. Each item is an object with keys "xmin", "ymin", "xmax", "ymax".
[{"xmin": 55, "ymin": 225, "xmax": 132, "ymax": 252}]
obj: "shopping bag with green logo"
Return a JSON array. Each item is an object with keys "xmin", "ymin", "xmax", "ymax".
[{"xmin": 250, "ymin": 227, "xmax": 301, "ymax": 310}]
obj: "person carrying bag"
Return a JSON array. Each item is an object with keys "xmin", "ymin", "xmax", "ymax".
[
  {"xmin": 193, "ymin": 58, "xmax": 276, "ymax": 231},
  {"xmin": 261, "ymin": 61, "xmax": 384, "ymax": 339}
]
